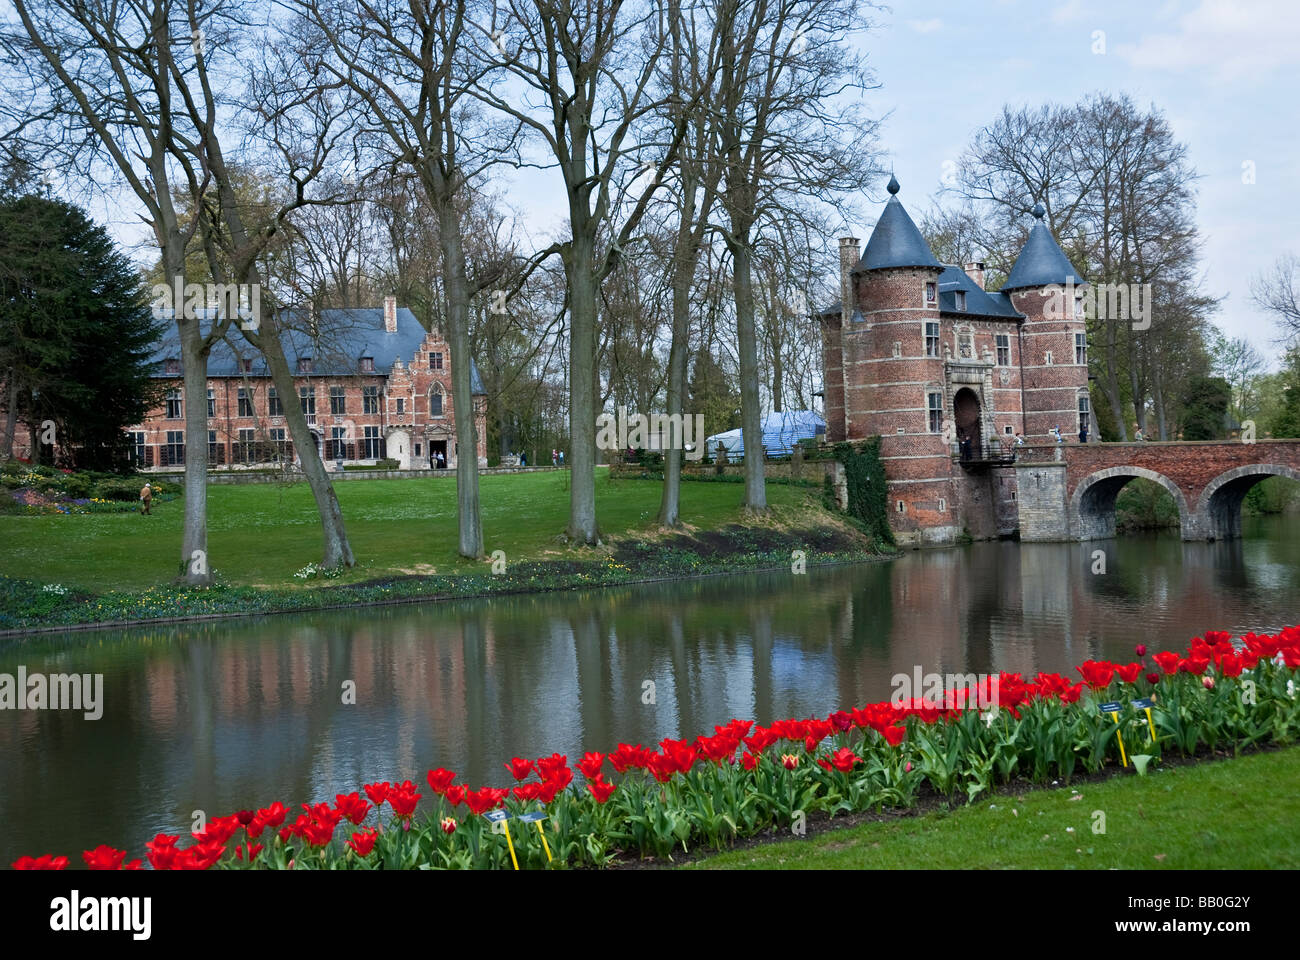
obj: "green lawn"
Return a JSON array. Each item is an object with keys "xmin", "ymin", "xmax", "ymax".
[
  {"xmin": 0, "ymin": 470, "xmax": 815, "ymax": 592},
  {"xmin": 686, "ymin": 747, "xmax": 1300, "ymax": 869}
]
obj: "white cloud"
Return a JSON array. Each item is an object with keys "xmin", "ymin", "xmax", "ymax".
[
  {"xmin": 907, "ymin": 18, "xmax": 943, "ymax": 34},
  {"xmin": 1115, "ymin": 0, "xmax": 1300, "ymax": 82},
  {"xmin": 1052, "ymin": 0, "xmax": 1087, "ymax": 23}
]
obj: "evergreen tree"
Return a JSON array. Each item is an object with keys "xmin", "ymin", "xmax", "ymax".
[
  {"xmin": 0, "ymin": 194, "xmax": 163, "ymax": 470},
  {"xmin": 1178, "ymin": 375, "xmax": 1231, "ymax": 441}
]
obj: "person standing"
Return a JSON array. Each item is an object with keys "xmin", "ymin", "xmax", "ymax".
[
  {"xmin": 558, "ymin": 450, "xmax": 564, "ymax": 466},
  {"xmin": 1078, "ymin": 424, "xmax": 1089, "ymax": 444},
  {"xmin": 1133, "ymin": 422, "xmax": 1145, "ymax": 442},
  {"xmin": 552, "ymin": 448, "xmax": 558, "ymax": 466},
  {"xmin": 139, "ymin": 482, "xmax": 153, "ymax": 515}
]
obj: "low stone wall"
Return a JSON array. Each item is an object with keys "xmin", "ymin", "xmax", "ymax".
[{"xmin": 147, "ymin": 465, "xmax": 565, "ymax": 484}]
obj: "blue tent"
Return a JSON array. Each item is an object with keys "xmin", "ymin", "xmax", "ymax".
[{"xmin": 706, "ymin": 410, "xmax": 825, "ymax": 458}]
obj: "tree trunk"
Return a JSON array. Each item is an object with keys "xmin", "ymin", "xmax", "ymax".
[
  {"xmin": 260, "ymin": 341, "xmax": 355, "ymax": 567},
  {"xmin": 657, "ymin": 237, "xmax": 693, "ymax": 527},
  {"xmin": 437, "ymin": 197, "xmax": 484, "ymax": 559},
  {"xmin": 565, "ymin": 236, "xmax": 601, "ymax": 544},
  {"xmin": 177, "ymin": 315, "xmax": 211, "ymax": 585},
  {"xmin": 730, "ymin": 238, "xmax": 766, "ymax": 511},
  {"xmin": 1, "ymin": 380, "xmax": 17, "ymax": 459}
]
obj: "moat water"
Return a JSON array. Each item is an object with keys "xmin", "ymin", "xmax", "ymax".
[{"xmin": 2, "ymin": 514, "xmax": 1297, "ymax": 865}]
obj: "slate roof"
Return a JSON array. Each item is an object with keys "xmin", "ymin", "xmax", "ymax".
[
  {"xmin": 1003, "ymin": 204, "xmax": 1086, "ymax": 291},
  {"xmin": 937, "ymin": 265, "xmax": 1023, "ymax": 319},
  {"xmin": 150, "ymin": 307, "xmax": 486, "ymax": 394},
  {"xmin": 856, "ymin": 176, "xmax": 942, "ymax": 273}
]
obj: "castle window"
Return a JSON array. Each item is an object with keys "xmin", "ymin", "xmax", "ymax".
[
  {"xmin": 363, "ymin": 385, "xmax": 379, "ymax": 415},
  {"xmin": 924, "ymin": 322, "xmax": 940, "ymax": 357},
  {"xmin": 207, "ymin": 389, "xmax": 215, "ymax": 418},
  {"xmin": 238, "ymin": 357, "xmax": 253, "ymax": 374},
  {"xmin": 430, "ymin": 352, "xmax": 443, "ymax": 370},
  {"xmin": 925, "ymin": 282, "xmax": 936, "ymax": 304},
  {"xmin": 396, "ymin": 398, "xmax": 405, "ymax": 415},
  {"xmin": 1004, "ymin": 424, "xmax": 1013, "ymax": 435},
  {"xmin": 165, "ymin": 389, "xmax": 183, "ymax": 419},
  {"xmin": 1075, "ymin": 333, "xmax": 1087, "ymax": 365},
  {"xmin": 996, "ymin": 334, "xmax": 1010, "ymax": 366},
  {"xmin": 360, "ymin": 356, "xmax": 375, "ymax": 373},
  {"xmin": 892, "ymin": 341, "xmax": 902, "ymax": 358},
  {"xmin": 1078, "ymin": 394, "xmax": 1091, "ymax": 435},
  {"xmin": 238, "ymin": 388, "xmax": 254, "ymax": 418},
  {"xmin": 268, "ymin": 387, "xmax": 283, "ymax": 417},
  {"xmin": 330, "ymin": 385, "xmax": 346, "ymax": 415},
  {"xmin": 927, "ymin": 391, "xmax": 943, "ymax": 433},
  {"xmin": 937, "ymin": 498, "xmax": 946, "ymax": 513},
  {"xmin": 164, "ymin": 357, "xmax": 181, "ymax": 375},
  {"xmin": 128, "ymin": 431, "xmax": 146, "ymax": 467},
  {"xmin": 164, "ymin": 430, "xmax": 185, "ymax": 465},
  {"xmin": 430, "ymin": 385, "xmax": 444, "ymax": 416},
  {"xmin": 955, "ymin": 291, "xmax": 966, "ymax": 312},
  {"xmin": 297, "ymin": 357, "xmax": 313, "ymax": 374},
  {"xmin": 896, "ymin": 500, "xmax": 906, "ymax": 513},
  {"xmin": 299, "ymin": 385, "xmax": 316, "ymax": 416},
  {"xmin": 1044, "ymin": 350, "xmax": 1054, "ymax": 365},
  {"xmin": 363, "ymin": 425, "xmax": 383, "ymax": 459}
]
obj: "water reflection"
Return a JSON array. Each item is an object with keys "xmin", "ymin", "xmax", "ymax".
[{"xmin": 1, "ymin": 515, "xmax": 1297, "ymax": 864}]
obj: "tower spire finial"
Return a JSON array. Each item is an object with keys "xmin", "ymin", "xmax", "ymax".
[
  {"xmin": 887, "ymin": 173, "xmax": 900, "ymax": 196},
  {"xmin": 1031, "ymin": 201, "xmax": 1045, "ymax": 220}
]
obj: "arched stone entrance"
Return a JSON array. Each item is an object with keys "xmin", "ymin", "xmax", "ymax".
[
  {"xmin": 953, "ymin": 387, "xmax": 981, "ymax": 460},
  {"xmin": 1197, "ymin": 464, "xmax": 1300, "ymax": 540},
  {"xmin": 1069, "ymin": 466, "xmax": 1189, "ymax": 541}
]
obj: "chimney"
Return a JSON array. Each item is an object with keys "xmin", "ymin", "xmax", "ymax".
[
  {"xmin": 964, "ymin": 261, "xmax": 986, "ymax": 290},
  {"xmin": 383, "ymin": 295, "xmax": 397, "ymax": 332},
  {"xmin": 838, "ymin": 237, "xmax": 860, "ymax": 327}
]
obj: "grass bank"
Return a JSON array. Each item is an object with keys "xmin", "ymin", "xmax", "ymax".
[
  {"xmin": 685, "ymin": 745, "xmax": 1300, "ymax": 870},
  {"xmin": 0, "ymin": 471, "xmax": 888, "ymax": 632}
]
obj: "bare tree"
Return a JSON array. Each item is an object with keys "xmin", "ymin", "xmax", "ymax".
[{"xmin": 1253, "ymin": 253, "xmax": 1300, "ymax": 346}]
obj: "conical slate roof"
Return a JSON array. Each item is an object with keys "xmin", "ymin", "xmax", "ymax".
[
  {"xmin": 857, "ymin": 176, "xmax": 942, "ymax": 272},
  {"xmin": 1003, "ymin": 203, "xmax": 1085, "ymax": 291}
]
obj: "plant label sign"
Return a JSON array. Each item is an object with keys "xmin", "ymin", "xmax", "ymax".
[
  {"xmin": 1130, "ymin": 697, "xmax": 1154, "ymax": 710},
  {"xmin": 517, "ymin": 811, "xmax": 546, "ymax": 823},
  {"xmin": 483, "ymin": 809, "xmax": 519, "ymax": 870},
  {"xmin": 1098, "ymin": 701, "xmax": 1122, "ymax": 714},
  {"xmin": 483, "ymin": 809, "xmax": 510, "ymax": 823},
  {"xmin": 1097, "ymin": 702, "xmax": 1128, "ymax": 767}
]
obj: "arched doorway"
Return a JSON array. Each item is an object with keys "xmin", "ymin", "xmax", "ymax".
[{"xmin": 953, "ymin": 388, "xmax": 981, "ymax": 460}]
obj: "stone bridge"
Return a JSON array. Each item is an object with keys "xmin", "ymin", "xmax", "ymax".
[{"xmin": 1013, "ymin": 440, "xmax": 1300, "ymax": 541}]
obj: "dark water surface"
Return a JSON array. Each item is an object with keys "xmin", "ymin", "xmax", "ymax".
[{"xmin": 2, "ymin": 514, "xmax": 1298, "ymax": 864}]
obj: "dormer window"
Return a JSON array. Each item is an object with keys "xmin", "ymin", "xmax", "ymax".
[
  {"xmin": 360, "ymin": 357, "xmax": 374, "ymax": 373},
  {"xmin": 925, "ymin": 282, "xmax": 936, "ymax": 304},
  {"xmin": 955, "ymin": 291, "xmax": 967, "ymax": 312},
  {"xmin": 164, "ymin": 357, "xmax": 181, "ymax": 375},
  {"xmin": 297, "ymin": 357, "xmax": 313, "ymax": 374},
  {"xmin": 238, "ymin": 357, "xmax": 253, "ymax": 373}
]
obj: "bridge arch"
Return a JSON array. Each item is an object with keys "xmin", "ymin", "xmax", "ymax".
[
  {"xmin": 1197, "ymin": 464, "xmax": 1300, "ymax": 540},
  {"xmin": 1069, "ymin": 466, "xmax": 1190, "ymax": 541}
]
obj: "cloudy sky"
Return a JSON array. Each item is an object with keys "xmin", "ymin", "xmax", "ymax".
[{"xmin": 852, "ymin": 0, "xmax": 1299, "ymax": 360}]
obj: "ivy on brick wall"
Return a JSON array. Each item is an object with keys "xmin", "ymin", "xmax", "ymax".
[{"xmin": 833, "ymin": 437, "xmax": 895, "ymax": 546}]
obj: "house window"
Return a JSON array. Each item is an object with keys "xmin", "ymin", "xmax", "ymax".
[
  {"xmin": 430, "ymin": 352, "xmax": 443, "ymax": 370},
  {"xmin": 164, "ymin": 358, "xmax": 181, "ymax": 375},
  {"xmin": 238, "ymin": 357, "xmax": 253, "ymax": 374},
  {"xmin": 300, "ymin": 385, "xmax": 315, "ymax": 416},
  {"xmin": 129, "ymin": 431, "xmax": 146, "ymax": 467},
  {"xmin": 430, "ymin": 387, "xmax": 443, "ymax": 416},
  {"xmin": 238, "ymin": 388, "xmax": 254, "ymax": 418},
  {"xmin": 297, "ymin": 357, "xmax": 313, "ymax": 374},
  {"xmin": 925, "ymin": 282, "xmax": 936, "ymax": 304},
  {"xmin": 1044, "ymin": 350, "xmax": 1054, "ymax": 365},
  {"xmin": 396, "ymin": 398, "xmax": 405, "ymax": 415},
  {"xmin": 329, "ymin": 426, "xmax": 351, "ymax": 461},
  {"xmin": 270, "ymin": 427, "xmax": 288, "ymax": 460},
  {"xmin": 207, "ymin": 389, "xmax": 215, "ymax": 418},
  {"xmin": 1075, "ymin": 333, "xmax": 1087, "ymax": 365},
  {"xmin": 937, "ymin": 497, "xmax": 946, "ymax": 513},
  {"xmin": 927, "ymin": 391, "xmax": 943, "ymax": 434},
  {"xmin": 954, "ymin": 291, "xmax": 966, "ymax": 312},
  {"xmin": 924, "ymin": 322, "xmax": 940, "ymax": 357},
  {"xmin": 268, "ymin": 387, "xmax": 283, "ymax": 417},
  {"xmin": 1004, "ymin": 424, "xmax": 1013, "ymax": 435},
  {"xmin": 996, "ymin": 334, "xmax": 1010, "ymax": 366},
  {"xmin": 164, "ymin": 430, "xmax": 185, "ymax": 465},
  {"xmin": 208, "ymin": 430, "xmax": 220, "ymax": 463},
  {"xmin": 1078, "ymin": 394, "xmax": 1091, "ymax": 435},
  {"xmin": 363, "ymin": 386, "xmax": 379, "ymax": 415},
  {"xmin": 330, "ymin": 385, "xmax": 346, "ymax": 415},
  {"xmin": 363, "ymin": 425, "xmax": 383, "ymax": 459},
  {"xmin": 360, "ymin": 357, "xmax": 374, "ymax": 373},
  {"xmin": 166, "ymin": 389, "xmax": 183, "ymax": 419},
  {"xmin": 896, "ymin": 500, "xmax": 906, "ymax": 513},
  {"xmin": 415, "ymin": 443, "xmax": 422, "ymax": 457}
]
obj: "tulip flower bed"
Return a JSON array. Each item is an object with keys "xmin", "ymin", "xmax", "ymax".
[{"xmin": 12, "ymin": 625, "xmax": 1300, "ymax": 871}]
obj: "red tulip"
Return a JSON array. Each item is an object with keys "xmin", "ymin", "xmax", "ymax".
[
  {"xmin": 234, "ymin": 842, "xmax": 263, "ymax": 861},
  {"xmin": 504, "ymin": 758, "xmax": 533, "ymax": 781},
  {"xmin": 830, "ymin": 747, "xmax": 859, "ymax": 772},
  {"xmin": 427, "ymin": 768, "xmax": 457, "ymax": 793},
  {"xmin": 1146, "ymin": 672, "xmax": 1160, "ymax": 685},
  {"xmin": 781, "ymin": 753, "xmax": 799, "ymax": 770},
  {"xmin": 586, "ymin": 776, "xmax": 617, "ymax": 804},
  {"xmin": 257, "ymin": 801, "xmax": 289, "ymax": 828},
  {"xmin": 648, "ymin": 753, "xmax": 677, "ymax": 783},
  {"xmin": 12, "ymin": 854, "xmax": 68, "ymax": 870},
  {"xmin": 881, "ymin": 724, "xmax": 906, "ymax": 746},
  {"xmin": 145, "ymin": 834, "xmax": 180, "ymax": 870},
  {"xmin": 440, "ymin": 817, "xmax": 457, "ymax": 834},
  {"xmin": 1076, "ymin": 660, "xmax": 1116, "ymax": 690},
  {"xmin": 741, "ymin": 751, "xmax": 760, "ymax": 770},
  {"xmin": 364, "ymin": 782, "xmax": 391, "ymax": 807},
  {"xmin": 387, "ymin": 782, "xmax": 421, "ymax": 819},
  {"xmin": 82, "ymin": 845, "xmax": 129, "ymax": 870},
  {"xmin": 235, "ymin": 809, "xmax": 255, "ymax": 826},
  {"xmin": 579, "ymin": 752, "xmax": 605, "ymax": 780},
  {"xmin": 534, "ymin": 753, "xmax": 569, "ymax": 781},
  {"xmin": 1135, "ymin": 644, "xmax": 1147, "ymax": 657},
  {"xmin": 334, "ymin": 792, "xmax": 371, "ymax": 825},
  {"xmin": 1115, "ymin": 662, "xmax": 1142, "ymax": 684},
  {"xmin": 347, "ymin": 828, "xmax": 378, "ymax": 857},
  {"xmin": 1180, "ymin": 656, "xmax": 1211, "ymax": 676},
  {"xmin": 465, "ymin": 787, "xmax": 506, "ymax": 816},
  {"xmin": 1153, "ymin": 650, "xmax": 1182, "ymax": 675},
  {"xmin": 513, "ymin": 782, "xmax": 541, "ymax": 801},
  {"xmin": 444, "ymin": 785, "xmax": 467, "ymax": 807}
]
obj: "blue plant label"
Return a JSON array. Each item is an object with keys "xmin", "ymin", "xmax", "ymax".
[
  {"xmin": 1098, "ymin": 701, "xmax": 1122, "ymax": 713},
  {"xmin": 517, "ymin": 811, "xmax": 547, "ymax": 823},
  {"xmin": 1131, "ymin": 697, "xmax": 1155, "ymax": 710},
  {"xmin": 483, "ymin": 809, "xmax": 510, "ymax": 823}
]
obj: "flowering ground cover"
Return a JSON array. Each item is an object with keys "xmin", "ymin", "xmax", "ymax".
[{"xmin": 12, "ymin": 625, "xmax": 1298, "ymax": 871}]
